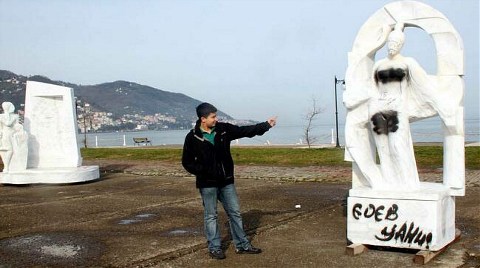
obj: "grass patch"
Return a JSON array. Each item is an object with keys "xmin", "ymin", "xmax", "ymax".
[
  {"xmin": 414, "ymin": 146, "xmax": 479, "ymax": 169},
  {"xmin": 81, "ymin": 147, "xmax": 182, "ymax": 162},
  {"xmin": 231, "ymin": 147, "xmax": 348, "ymax": 166},
  {"xmin": 81, "ymin": 146, "xmax": 480, "ymax": 169},
  {"xmin": 465, "ymin": 147, "xmax": 479, "ymax": 169}
]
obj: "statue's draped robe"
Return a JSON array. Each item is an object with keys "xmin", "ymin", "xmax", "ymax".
[{"xmin": 344, "ymin": 56, "xmax": 463, "ymax": 190}]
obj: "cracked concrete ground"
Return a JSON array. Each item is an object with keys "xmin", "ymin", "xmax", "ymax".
[{"xmin": 0, "ymin": 160, "xmax": 479, "ymax": 267}]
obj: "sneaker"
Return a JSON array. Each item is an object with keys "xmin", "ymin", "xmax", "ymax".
[
  {"xmin": 209, "ymin": 249, "xmax": 226, "ymax": 260},
  {"xmin": 235, "ymin": 245, "xmax": 262, "ymax": 254}
]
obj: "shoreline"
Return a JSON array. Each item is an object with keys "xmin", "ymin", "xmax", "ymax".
[{"xmin": 83, "ymin": 141, "xmax": 480, "ymax": 149}]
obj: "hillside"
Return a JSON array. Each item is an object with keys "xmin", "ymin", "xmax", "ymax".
[{"xmin": 0, "ymin": 70, "xmax": 232, "ymax": 128}]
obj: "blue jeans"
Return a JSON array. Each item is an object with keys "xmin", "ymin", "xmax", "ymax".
[{"xmin": 199, "ymin": 184, "xmax": 251, "ymax": 251}]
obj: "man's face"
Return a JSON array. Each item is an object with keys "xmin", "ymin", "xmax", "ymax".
[{"xmin": 201, "ymin": 113, "xmax": 218, "ymax": 128}]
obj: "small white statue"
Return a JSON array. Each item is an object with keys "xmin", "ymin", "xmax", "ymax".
[{"xmin": 0, "ymin": 102, "xmax": 28, "ymax": 172}]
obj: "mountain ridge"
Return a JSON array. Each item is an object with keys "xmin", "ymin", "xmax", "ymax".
[{"xmin": 0, "ymin": 70, "xmax": 233, "ymax": 129}]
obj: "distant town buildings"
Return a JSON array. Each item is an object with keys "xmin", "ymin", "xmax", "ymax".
[
  {"xmin": 76, "ymin": 102, "xmax": 181, "ymax": 133},
  {"xmin": 4, "ymin": 77, "xmax": 21, "ymax": 85},
  {"xmin": 75, "ymin": 102, "xmax": 252, "ymax": 133}
]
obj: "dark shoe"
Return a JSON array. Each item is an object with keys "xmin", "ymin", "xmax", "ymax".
[
  {"xmin": 235, "ymin": 246, "xmax": 262, "ymax": 254},
  {"xmin": 209, "ymin": 249, "xmax": 226, "ymax": 260}
]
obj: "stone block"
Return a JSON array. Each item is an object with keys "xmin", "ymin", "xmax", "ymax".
[
  {"xmin": 347, "ymin": 183, "xmax": 455, "ymax": 251},
  {"xmin": 24, "ymin": 81, "xmax": 81, "ymax": 168}
]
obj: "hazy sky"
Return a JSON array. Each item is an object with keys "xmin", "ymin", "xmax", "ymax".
[{"xmin": 1, "ymin": 0, "xmax": 478, "ymax": 127}]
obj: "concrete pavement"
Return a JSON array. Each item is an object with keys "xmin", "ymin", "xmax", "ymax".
[{"xmin": 0, "ymin": 164, "xmax": 479, "ymax": 267}]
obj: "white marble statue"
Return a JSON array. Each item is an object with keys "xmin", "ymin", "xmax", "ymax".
[
  {"xmin": 344, "ymin": 6, "xmax": 465, "ymax": 195},
  {"xmin": 0, "ymin": 102, "xmax": 28, "ymax": 172},
  {"xmin": 0, "ymin": 81, "xmax": 99, "ymax": 184},
  {"xmin": 345, "ymin": 0, "xmax": 465, "ymax": 251},
  {"xmin": 24, "ymin": 81, "xmax": 82, "ymax": 168}
]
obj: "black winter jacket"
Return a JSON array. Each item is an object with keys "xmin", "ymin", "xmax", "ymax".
[{"xmin": 182, "ymin": 120, "xmax": 271, "ymax": 188}]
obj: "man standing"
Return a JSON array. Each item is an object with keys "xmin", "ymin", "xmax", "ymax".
[{"xmin": 182, "ymin": 103, "xmax": 276, "ymax": 260}]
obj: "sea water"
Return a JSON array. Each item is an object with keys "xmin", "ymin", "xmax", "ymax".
[{"xmin": 80, "ymin": 117, "xmax": 479, "ymax": 147}]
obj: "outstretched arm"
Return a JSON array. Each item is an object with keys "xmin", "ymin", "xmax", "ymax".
[
  {"xmin": 228, "ymin": 116, "xmax": 277, "ymax": 140},
  {"xmin": 366, "ymin": 24, "xmax": 393, "ymax": 57}
]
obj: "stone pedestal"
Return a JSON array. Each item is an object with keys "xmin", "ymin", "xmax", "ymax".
[
  {"xmin": 0, "ymin": 166, "xmax": 99, "ymax": 184},
  {"xmin": 347, "ymin": 182, "xmax": 455, "ymax": 251}
]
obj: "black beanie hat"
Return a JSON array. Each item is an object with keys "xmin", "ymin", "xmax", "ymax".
[{"xmin": 196, "ymin": 102, "xmax": 217, "ymax": 118}]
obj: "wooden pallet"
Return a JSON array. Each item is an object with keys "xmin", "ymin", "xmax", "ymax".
[
  {"xmin": 414, "ymin": 228, "xmax": 462, "ymax": 265},
  {"xmin": 346, "ymin": 229, "xmax": 462, "ymax": 265},
  {"xmin": 345, "ymin": 243, "xmax": 368, "ymax": 256}
]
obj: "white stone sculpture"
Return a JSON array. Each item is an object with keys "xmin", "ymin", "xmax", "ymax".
[
  {"xmin": 0, "ymin": 81, "xmax": 99, "ymax": 184},
  {"xmin": 24, "ymin": 81, "xmax": 82, "ymax": 168},
  {"xmin": 0, "ymin": 102, "xmax": 28, "ymax": 172},
  {"xmin": 344, "ymin": 0, "xmax": 464, "ymax": 251}
]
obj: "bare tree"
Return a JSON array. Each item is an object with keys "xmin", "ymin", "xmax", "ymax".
[{"xmin": 304, "ymin": 97, "xmax": 323, "ymax": 148}]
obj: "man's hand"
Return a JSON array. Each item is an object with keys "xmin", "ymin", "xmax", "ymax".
[{"xmin": 267, "ymin": 116, "xmax": 277, "ymax": 127}]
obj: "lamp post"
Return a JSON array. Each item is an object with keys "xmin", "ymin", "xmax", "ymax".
[
  {"xmin": 83, "ymin": 103, "xmax": 91, "ymax": 148},
  {"xmin": 75, "ymin": 98, "xmax": 88, "ymax": 148},
  {"xmin": 83, "ymin": 104, "xmax": 87, "ymax": 148},
  {"xmin": 334, "ymin": 76, "xmax": 345, "ymax": 148}
]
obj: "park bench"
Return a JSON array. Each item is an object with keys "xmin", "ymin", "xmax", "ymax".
[{"xmin": 133, "ymin": 137, "xmax": 152, "ymax": 146}]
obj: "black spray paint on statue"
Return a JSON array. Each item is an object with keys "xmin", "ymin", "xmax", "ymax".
[
  {"xmin": 352, "ymin": 203, "xmax": 399, "ymax": 222},
  {"xmin": 351, "ymin": 203, "xmax": 433, "ymax": 248},
  {"xmin": 375, "ymin": 222, "xmax": 433, "ymax": 249},
  {"xmin": 371, "ymin": 111, "xmax": 399, "ymax": 135}
]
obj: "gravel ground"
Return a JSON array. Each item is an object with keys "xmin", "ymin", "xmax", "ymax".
[{"xmin": 0, "ymin": 159, "xmax": 477, "ymax": 267}]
